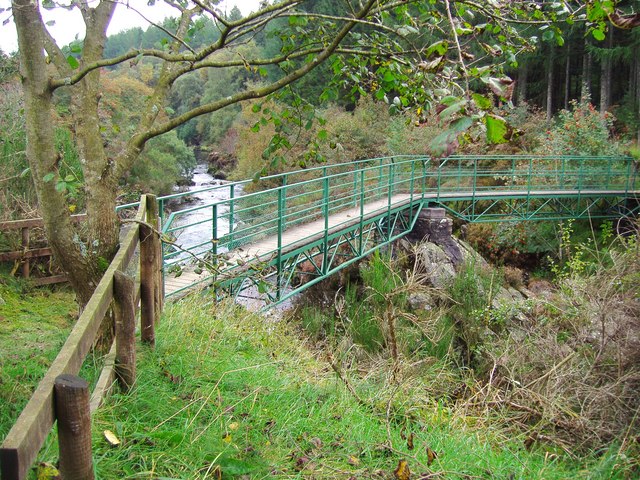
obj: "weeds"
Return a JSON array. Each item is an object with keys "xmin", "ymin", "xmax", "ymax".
[{"xmin": 70, "ymin": 297, "xmax": 595, "ymax": 478}]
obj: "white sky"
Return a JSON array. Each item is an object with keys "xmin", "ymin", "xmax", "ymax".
[{"xmin": 0, "ymin": 0, "xmax": 262, "ymax": 54}]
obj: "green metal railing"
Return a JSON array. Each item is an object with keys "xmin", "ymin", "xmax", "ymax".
[{"xmin": 146, "ymin": 155, "xmax": 637, "ymax": 300}]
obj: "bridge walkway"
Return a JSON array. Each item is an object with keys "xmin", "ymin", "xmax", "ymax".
[{"xmin": 154, "ymin": 155, "xmax": 638, "ymax": 304}]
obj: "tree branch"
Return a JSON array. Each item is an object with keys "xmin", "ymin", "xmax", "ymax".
[{"xmin": 129, "ymin": 0, "xmax": 381, "ymax": 151}]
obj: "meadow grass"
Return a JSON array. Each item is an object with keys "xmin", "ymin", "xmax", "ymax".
[
  {"xmin": 37, "ymin": 295, "xmax": 617, "ymax": 479},
  {"xmin": 0, "ymin": 281, "xmax": 78, "ymax": 437}
]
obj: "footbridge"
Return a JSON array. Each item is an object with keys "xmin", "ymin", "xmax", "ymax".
[{"xmin": 158, "ymin": 155, "xmax": 639, "ymax": 305}]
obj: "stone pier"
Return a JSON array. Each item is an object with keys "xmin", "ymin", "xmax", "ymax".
[{"xmin": 408, "ymin": 208, "xmax": 463, "ymax": 266}]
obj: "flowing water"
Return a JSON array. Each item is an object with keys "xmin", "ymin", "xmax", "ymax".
[
  {"xmin": 169, "ymin": 164, "xmax": 293, "ymax": 314},
  {"xmin": 170, "ymin": 163, "xmax": 238, "ymax": 253}
]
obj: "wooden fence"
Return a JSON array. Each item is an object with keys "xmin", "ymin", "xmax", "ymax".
[
  {"xmin": 0, "ymin": 195, "xmax": 163, "ymax": 480},
  {"xmin": 0, "ymin": 214, "xmax": 88, "ymax": 286}
]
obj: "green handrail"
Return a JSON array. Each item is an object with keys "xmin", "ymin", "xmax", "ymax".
[{"xmin": 157, "ymin": 155, "xmax": 638, "ymax": 298}]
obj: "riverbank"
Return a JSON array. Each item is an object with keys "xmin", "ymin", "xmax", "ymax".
[{"xmin": 67, "ymin": 297, "xmax": 614, "ymax": 479}]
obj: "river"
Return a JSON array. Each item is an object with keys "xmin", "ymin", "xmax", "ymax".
[
  {"xmin": 170, "ymin": 163, "xmax": 237, "ymax": 252},
  {"xmin": 170, "ymin": 164, "xmax": 292, "ymax": 314}
]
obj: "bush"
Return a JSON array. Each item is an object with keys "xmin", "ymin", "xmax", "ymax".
[
  {"xmin": 127, "ymin": 131, "xmax": 196, "ymax": 195},
  {"xmin": 533, "ymin": 99, "xmax": 622, "ymax": 156}
]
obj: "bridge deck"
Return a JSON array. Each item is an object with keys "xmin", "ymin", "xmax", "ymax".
[
  {"xmin": 163, "ymin": 188, "xmax": 638, "ymax": 297},
  {"xmin": 164, "ymin": 193, "xmax": 413, "ymax": 296}
]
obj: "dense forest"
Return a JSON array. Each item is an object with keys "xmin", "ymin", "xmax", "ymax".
[{"xmin": 3, "ymin": 1, "xmax": 639, "ymax": 226}]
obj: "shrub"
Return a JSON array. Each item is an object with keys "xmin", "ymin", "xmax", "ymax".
[
  {"xmin": 533, "ymin": 99, "xmax": 622, "ymax": 156},
  {"xmin": 127, "ymin": 131, "xmax": 196, "ymax": 195}
]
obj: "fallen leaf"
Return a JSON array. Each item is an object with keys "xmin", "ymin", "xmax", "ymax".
[
  {"xmin": 294, "ymin": 456, "xmax": 311, "ymax": 471},
  {"xmin": 103, "ymin": 430, "xmax": 121, "ymax": 447},
  {"xmin": 310, "ymin": 437, "xmax": 323, "ymax": 449},
  {"xmin": 426, "ymin": 446, "xmax": 437, "ymax": 466},
  {"xmin": 229, "ymin": 422, "xmax": 239, "ymax": 431},
  {"xmin": 407, "ymin": 432, "xmax": 415, "ymax": 450},
  {"xmin": 394, "ymin": 459, "xmax": 411, "ymax": 480},
  {"xmin": 347, "ymin": 455, "xmax": 360, "ymax": 466},
  {"xmin": 211, "ymin": 465, "xmax": 222, "ymax": 480}
]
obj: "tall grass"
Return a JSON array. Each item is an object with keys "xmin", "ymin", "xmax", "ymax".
[{"xmin": 33, "ymin": 295, "xmax": 602, "ymax": 479}]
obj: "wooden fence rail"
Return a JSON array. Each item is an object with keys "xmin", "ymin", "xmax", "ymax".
[
  {"xmin": 0, "ymin": 214, "xmax": 87, "ymax": 286},
  {"xmin": 0, "ymin": 195, "xmax": 163, "ymax": 480}
]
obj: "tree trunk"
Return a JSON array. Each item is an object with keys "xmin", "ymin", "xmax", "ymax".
[
  {"xmin": 581, "ymin": 42, "xmax": 592, "ymax": 102},
  {"xmin": 517, "ymin": 63, "xmax": 528, "ymax": 105},
  {"xmin": 546, "ymin": 47, "xmax": 555, "ymax": 120},
  {"xmin": 13, "ymin": 0, "xmax": 100, "ymax": 306},
  {"xmin": 72, "ymin": 4, "xmax": 119, "ymax": 265},
  {"xmin": 635, "ymin": 47, "xmax": 640, "ymax": 144},
  {"xmin": 564, "ymin": 43, "xmax": 571, "ymax": 109},
  {"xmin": 600, "ymin": 30, "xmax": 613, "ymax": 114}
]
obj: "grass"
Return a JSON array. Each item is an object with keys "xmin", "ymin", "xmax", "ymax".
[
  {"xmin": 26, "ymin": 294, "xmax": 617, "ymax": 479},
  {"xmin": 0, "ymin": 279, "xmax": 78, "ymax": 437}
]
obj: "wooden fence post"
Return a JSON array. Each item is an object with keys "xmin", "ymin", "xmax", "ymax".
[
  {"xmin": 113, "ymin": 271, "xmax": 136, "ymax": 391},
  {"xmin": 140, "ymin": 194, "xmax": 157, "ymax": 347},
  {"xmin": 145, "ymin": 195, "xmax": 163, "ymax": 321},
  {"xmin": 54, "ymin": 374, "xmax": 94, "ymax": 480}
]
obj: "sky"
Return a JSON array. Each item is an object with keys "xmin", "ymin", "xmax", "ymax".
[{"xmin": 0, "ymin": 0, "xmax": 262, "ymax": 54}]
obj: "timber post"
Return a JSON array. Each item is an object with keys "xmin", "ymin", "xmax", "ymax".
[
  {"xmin": 54, "ymin": 374, "xmax": 94, "ymax": 480},
  {"xmin": 139, "ymin": 194, "xmax": 157, "ymax": 347},
  {"xmin": 113, "ymin": 271, "xmax": 136, "ymax": 391}
]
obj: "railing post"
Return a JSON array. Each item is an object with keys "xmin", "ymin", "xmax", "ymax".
[
  {"xmin": 212, "ymin": 204, "xmax": 219, "ymax": 260},
  {"xmin": 228, "ymin": 184, "xmax": 235, "ymax": 248},
  {"xmin": 277, "ymin": 186, "xmax": 285, "ymax": 300},
  {"xmin": 421, "ymin": 158, "xmax": 427, "ymax": 198},
  {"xmin": 437, "ymin": 159, "xmax": 442, "ymax": 201},
  {"xmin": 359, "ymin": 169, "xmax": 365, "ymax": 255},
  {"xmin": 322, "ymin": 173, "xmax": 329, "ymax": 274},
  {"xmin": 55, "ymin": 374, "xmax": 94, "ymax": 480},
  {"xmin": 353, "ymin": 170, "xmax": 358, "ymax": 208},
  {"xmin": 387, "ymin": 162, "xmax": 394, "ymax": 240},
  {"xmin": 157, "ymin": 197, "xmax": 166, "ymax": 308},
  {"xmin": 113, "ymin": 271, "xmax": 136, "ymax": 392},
  {"xmin": 472, "ymin": 158, "xmax": 478, "ymax": 218},
  {"xmin": 140, "ymin": 194, "xmax": 157, "ymax": 347},
  {"xmin": 378, "ymin": 159, "xmax": 384, "ymax": 200}
]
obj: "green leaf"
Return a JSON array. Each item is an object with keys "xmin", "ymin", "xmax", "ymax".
[
  {"xmin": 450, "ymin": 116, "xmax": 473, "ymax": 134},
  {"xmin": 438, "ymin": 100, "xmax": 466, "ymax": 121},
  {"xmin": 472, "ymin": 93, "xmax": 492, "ymax": 110},
  {"xmin": 317, "ymin": 130, "xmax": 328, "ymax": 141},
  {"xmin": 69, "ymin": 41, "xmax": 82, "ymax": 54},
  {"xmin": 64, "ymin": 174, "xmax": 75, "ymax": 182},
  {"xmin": 43, "ymin": 173, "xmax": 55, "ymax": 183},
  {"xmin": 485, "ymin": 115, "xmax": 509, "ymax": 144},
  {"xmin": 592, "ymin": 28, "xmax": 606, "ymax": 41},
  {"xmin": 55, "ymin": 181, "xmax": 68, "ymax": 193},
  {"xmin": 66, "ymin": 55, "xmax": 79, "ymax": 69},
  {"xmin": 251, "ymin": 103, "xmax": 261, "ymax": 113},
  {"xmin": 251, "ymin": 123, "xmax": 260, "ymax": 133},
  {"xmin": 20, "ymin": 167, "xmax": 31, "ymax": 178}
]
